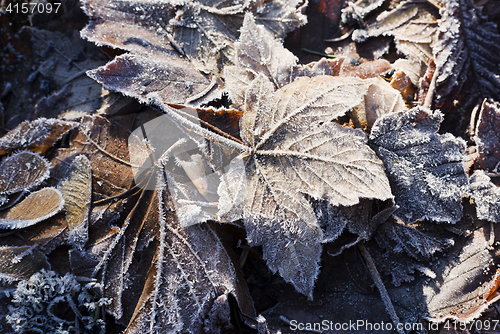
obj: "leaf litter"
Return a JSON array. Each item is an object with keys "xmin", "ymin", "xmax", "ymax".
[{"xmin": 2, "ymin": 0, "xmax": 500, "ymax": 333}]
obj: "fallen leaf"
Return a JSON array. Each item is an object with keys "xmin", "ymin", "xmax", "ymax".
[
  {"xmin": 82, "ymin": 0, "xmax": 306, "ymax": 74},
  {"xmin": 0, "ymin": 151, "xmax": 50, "ymax": 195},
  {"xmin": 474, "ymin": 99, "xmax": 500, "ymax": 172},
  {"xmin": 433, "ymin": 0, "xmax": 500, "ymax": 133},
  {"xmin": 87, "ymin": 54, "xmax": 216, "ymax": 106},
  {"xmin": 350, "ymin": 76, "xmax": 407, "ymax": 130},
  {"xmin": 470, "ymin": 170, "xmax": 500, "ymax": 223},
  {"xmin": 0, "ymin": 246, "xmax": 50, "ymax": 285},
  {"xmin": 0, "ymin": 188, "xmax": 64, "ymax": 229},
  {"xmin": 218, "ymin": 74, "xmax": 392, "ymax": 297},
  {"xmin": 63, "ymin": 112, "xmax": 255, "ymax": 332},
  {"xmin": 57, "ymin": 155, "xmax": 92, "ymax": 250},
  {"xmin": 424, "ymin": 221, "xmax": 500, "ymax": 322},
  {"xmin": 369, "ymin": 107, "xmax": 468, "ymax": 223},
  {"xmin": 0, "ymin": 118, "xmax": 77, "ymax": 156}
]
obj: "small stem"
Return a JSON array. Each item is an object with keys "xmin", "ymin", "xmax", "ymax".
[
  {"xmin": 358, "ymin": 242, "xmax": 404, "ymax": 334},
  {"xmin": 163, "ymin": 104, "xmax": 250, "ymax": 153},
  {"xmin": 423, "ymin": 66, "xmax": 438, "ymax": 109}
]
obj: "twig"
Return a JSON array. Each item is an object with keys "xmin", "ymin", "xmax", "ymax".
[
  {"xmin": 423, "ymin": 65, "xmax": 438, "ymax": 109},
  {"xmin": 358, "ymin": 242, "xmax": 404, "ymax": 334}
]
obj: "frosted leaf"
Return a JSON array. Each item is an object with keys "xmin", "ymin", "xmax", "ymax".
[
  {"xmin": 0, "ymin": 118, "xmax": 77, "ymax": 156},
  {"xmin": 219, "ymin": 74, "xmax": 392, "ymax": 297},
  {"xmin": 470, "ymin": 170, "xmax": 500, "ymax": 223},
  {"xmin": 82, "ymin": 0, "xmax": 306, "ymax": 74},
  {"xmin": 350, "ymin": 2, "xmax": 438, "ymax": 66},
  {"xmin": 376, "ymin": 220, "xmax": 453, "ymax": 260},
  {"xmin": 0, "ymin": 246, "xmax": 49, "ymax": 284},
  {"xmin": 121, "ymin": 172, "xmax": 255, "ymax": 333},
  {"xmin": 474, "ymin": 99, "xmax": 500, "ymax": 172},
  {"xmin": 370, "ymin": 107, "xmax": 468, "ymax": 223},
  {"xmin": 65, "ymin": 112, "xmax": 254, "ymax": 331},
  {"xmin": 424, "ymin": 221, "xmax": 500, "ymax": 322},
  {"xmin": 433, "ymin": 0, "xmax": 500, "ymax": 123},
  {"xmin": 57, "ymin": 155, "xmax": 92, "ymax": 250},
  {"xmin": 87, "ymin": 54, "xmax": 215, "ymax": 106},
  {"xmin": 0, "ymin": 188, "xmax": 64, "ymax": 229},
  {"xmin": 224, "ymin": 13, "xmax": 300, "ymax": 109},
  {"xmin": 0, "ymin": 151, "xmax": 50, "ymax": 195},
  {"xmin": 350, "ymin": 77, "xmax": 407, "ymax": 130}
]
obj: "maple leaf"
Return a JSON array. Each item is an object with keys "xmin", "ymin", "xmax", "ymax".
[
  {"xmin": 64, "ymin": 114, "xmax": 254, "ymax": 332},
  {"xmin": 369, "ymin": 106, "xmax": 468, "ymax": 223},
  {"xmin": 433, "ymin": 0, "xmax": 500, "ymax": 133},
  {"xmin": 218, "ymin": 74, "xmax": 392, "ymax": 297}
]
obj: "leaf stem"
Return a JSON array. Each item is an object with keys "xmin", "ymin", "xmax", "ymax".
[
  {"xmin": 358, "ymin": 242, "xmax": 404, "ymax": 334},
  {"xmin": 163, "ymin": 103, "xmax": 251, "ymax": 153}
]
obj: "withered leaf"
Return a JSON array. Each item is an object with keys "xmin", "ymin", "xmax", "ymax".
[
  {"xmin": 0, "ymin": 246, "xmax": 50, "ymax": 285},
  {"xmin": 433, "ymin": 0, "xmax": 500, "ymax": 121},
  {"xmin": 218, "ymin": 74, "xmax": 392, "ymax": 297},
  {"xmin": 57, "ymin": 155, "xmax": 92, "ymax": 250},
  {"xmin": 369, "ymin": 107, "xmax": 468, "ymax": 223},
  {"xmin": 0, "ymin": 188, "xmax": 64, "ymax": 229},
  {"xmin": 0, "ymin": 118, "xmax": 77, "ymax": 156},
  {"xmin": 123, "ymin": 173, "xmax": 254, "ymax": 333},
  {"xmin": 82, "ymin": 0, "xmax": 306, "ymax": 74},
  {"xmin": 87, "ymin": 54, "xmax": 215, "ymax": 106},
  {"xmin": 474, "ymin": 99, "xmax": 500, "ymax": 172},
  {"xmin": 0, "ymin": 151, "xmax": 50, "ymax": 195},
  {"xmin": 350, "ymin": 76, "xmax": 407, "ymax": 130},
  {"xmin": 224, "ymin": 13, "xmax": 300, "ymax": 109},
  {"xmin": 470, "ymin": 170, "xmax": 500, "ymax": 223},
  {"xmin": 424, "ymin": 221, "xmax": 500, "ymax": 322},
  {"xmin": 65, "ymin": 112, "xmax": 254, "ymax": 332}
]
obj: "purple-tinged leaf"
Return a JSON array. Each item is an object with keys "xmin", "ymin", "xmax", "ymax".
[{"xmin": 370, "ymin": 107, "xmax": 468, "ymax": 223}]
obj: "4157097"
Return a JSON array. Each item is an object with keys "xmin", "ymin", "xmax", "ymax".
[{"xmin": 4, "ymin": 2, "xmax": 61, "ymax": 14}]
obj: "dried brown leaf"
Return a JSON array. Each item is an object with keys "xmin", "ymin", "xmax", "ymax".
[
  {"xmin": 424, "ymin": 221, "xmax": 500, "ymax": 322},
  {"xmin": 81, "ymin": 0, "xmax": 306, "ymax": 74},
  {"xmin": 0, "ymin": 118, "xmax": 77, "ymax": 156},
  {"xmin": 0, "ymin": 151, "xmax": 50, "ymax": 195},
  {"xmin": 58, "ymin": 155, "xmax": 92, "ymax": 250},
  {"xmin": 0, "ymin": 188, "xmax": 64, "ymax": 229},
  {"xmin": 63, "ymin": 112, "xmax": 254, "ymax": 332},
  {"xmin": 0, "ymin": 246, "xmax": 50, "ymax": 285}
]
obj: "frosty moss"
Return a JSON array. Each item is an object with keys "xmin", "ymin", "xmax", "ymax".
[{"xmin": 6, "ymin": 269, "xmax": 110, "ymax": 334}]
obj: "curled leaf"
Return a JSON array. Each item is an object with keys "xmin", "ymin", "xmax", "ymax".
[
  {"xmin": 0, "ymin": 151, "xmax": 50, "ymax": 195},
  {"xmin": 470, "ymin": 170, "xmax": 500, "ymax": 223},
  {"xmin": 0, "ymin": 188, "xmax": 64, "ymax": 229},
  {"xmin": 474, "ymin": 99, "xmax": 500, "ymax": 172},
  {"xmin": 0, "ymin": 118, "xmax": 77, "ymax": 156}
]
